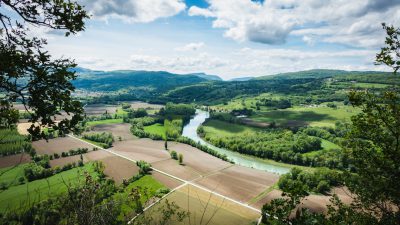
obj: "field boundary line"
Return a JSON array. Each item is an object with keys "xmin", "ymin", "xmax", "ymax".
[
  {"xmin": 67, "ymin": 135, "xmax": 262, "ymax": 214},
  {"xmin": 127, "ymin": 182, "xmax": 188, "ymax": 224}
]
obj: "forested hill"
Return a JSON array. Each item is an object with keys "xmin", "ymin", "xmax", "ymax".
[
  {"xmin": 72, "ymin": 68, "xmax": 217, "ymax": 92},
  {"xmin": 75, "ymin": 68, "xmax": 400, "ymax": 105},
  {"xmin": 255, "ymin": 69, "xmax": 393, "ymax": 81}
]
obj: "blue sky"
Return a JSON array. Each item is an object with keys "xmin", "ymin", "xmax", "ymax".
[{"xmin": 41, "ymin": 0, "xmax": 399, "ymax": 79}]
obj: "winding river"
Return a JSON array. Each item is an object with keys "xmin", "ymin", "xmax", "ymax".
[{"xmin": 182, "ymin": 110, "xmax": 290, "ymax": 175}]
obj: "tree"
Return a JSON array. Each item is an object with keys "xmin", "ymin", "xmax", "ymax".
[
  {"xmin": 376, "ymin": 23, "xmax": 400, "ymax": 73},
  {"xmin": 0, "ymin": 0, "xmax": 89, "ymax": 139},
  {"xmin": 178, "ymin": 153, "xmax": 183, "ymax": 165},
  {"xmin": 164, "ymin": 140, "xmax": 168, "ymax": 150}
]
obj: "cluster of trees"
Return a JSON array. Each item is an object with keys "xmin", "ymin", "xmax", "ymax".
[
  {"xmin": 165, "ymin": 119, "xmax": 182, "ymax": 140},
  {"xmin": 169, "ymin": 150, "xmax": 184, "ymax": 164},
  {"xmin": 159, "ymin": 102, "xmax": 195, "ymax": 122},
  {"xmin": 200, "ymin": 127, "xmax": 348, "ymax": 169},
  {"xmin": 127, "ymin": 108, "xmax": 148, "ymax": 119},
  {"xmin": 256, "ymin": 98, "xmax": 292, "ymax": 110},
  {"xmin": 85, "ymin": 114, "xmax": 114, "ymax": 122},
  {"xmin": 24, "ymin": 156, "xmax": 84, "ymax": 182},
  {"xmin": 83, "ymin": 132, "xmax": 114, "ymax": 148},
  {"xmin": 278, "ymin": 167, "xmax": 342, "ymax": 194}
]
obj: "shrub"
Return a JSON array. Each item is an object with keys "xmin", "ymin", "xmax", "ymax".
[
  {"xmin": 170, "ymin": 151, "xmax": 178, "ymax": 160},
  {"xmin": 136, "ymin": 160, "xmax": 152, "ymax": 175}
]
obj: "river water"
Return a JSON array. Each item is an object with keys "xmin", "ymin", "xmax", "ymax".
[{"xmin": 182, "ymin": 110, "xmax": 290, "ymax": 175}]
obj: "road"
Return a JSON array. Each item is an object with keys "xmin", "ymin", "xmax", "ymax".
[{"xmin": 67, "ymin": 135, "xmax": 263, "ymax": 222}]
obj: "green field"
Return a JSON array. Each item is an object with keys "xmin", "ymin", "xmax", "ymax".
[
  {"xmin": 113, "ymin": 175, "xmax": 166, "ymax": 220},
  {"xmin": 86, "ymin": 118, "xmax": 124, "ymax": 126},
  {"xmin": 143, "ymin": 123, "xmax": 166, "ymax": 139},
  {"xmin": 321, "ymin": 139, "xmax": 341, "ymax": 150},
  {"xmin": 0, "ymin": 163, "xmax": 97, "ymax": 212},
  {"xmin": 80, "ymin": 138, "xmax": 108, "ymax": 149},
  {"xmin": 250, "ymin": 104, "xmax": 359, "ymax": 127},
  {"xmin": 202, "ymin": 119, "xmax": 260, "ymax": 138},
  {"xmin": 0, "ymin": 164, "xmax": 27, "ymax": 189}
]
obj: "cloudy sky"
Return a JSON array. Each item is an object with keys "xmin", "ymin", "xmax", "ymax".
[{"xmin": 41, "ymin": 0, "xmax": 400, "ymax": 79}]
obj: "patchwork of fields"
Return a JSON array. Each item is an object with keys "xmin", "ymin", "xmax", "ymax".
[{"xmin": 2, "ymin": 98, "xmax": 364, "ymax": 222}]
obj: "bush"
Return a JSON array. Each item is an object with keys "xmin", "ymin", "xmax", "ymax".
[
  {"xmin": 170, "ymin": 150, "xmax": 178, "ymax": 160},
  {"xmin": 155, "ymin": 188, "xmax": 170, "ymax": 198},
  {"xmin": 136, "ymin": 160, "xmax": 152, "ymax": 175},
  {"xmin": 83, "ymin": 132, "xmax": 114, "ymax": 148}
]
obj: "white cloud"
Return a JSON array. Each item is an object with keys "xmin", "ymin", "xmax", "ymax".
[
  {"xmin": 175, "ymin": 42, "xmax": 205, "ymax": 51},
  {"xmin": 188, "ymin": 6, "xmax": 215, "ymax": 17},
  {"xmin": 128, "ymin": 53, "xmax": 227, "ymax": 73},
  {"xmin": 188, "ymin": 0, "xmax": 400, "ymax": 47},
  {"xmin": 79, "ymin": 0, "xmax": 186, "ymax": 23}
]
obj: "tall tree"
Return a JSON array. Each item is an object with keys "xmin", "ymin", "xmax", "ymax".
[{"xmin": 0, "ymin": 0, "xmax": 88, "ymax": 139}]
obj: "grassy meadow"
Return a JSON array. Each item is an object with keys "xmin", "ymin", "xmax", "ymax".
[
  {"xmin": 250, "ymin": 103, "xmax": 359, "ymax": 127},
  {"xmin": 86, "ymin": 118, "xmax": 124, "ymax": 126},
  {"xmin": 0, "ymin": 163, "xmax": 98, "ymax": 212},
  {"xmin": 143, "ymin": 123, "xmax": 167, "ymax": 139}
]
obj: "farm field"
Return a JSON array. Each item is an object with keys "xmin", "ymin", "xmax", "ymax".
[
  {"xmin": 86, "ymin": 118, "xmax": 123, "ymax": 126},
  {"xmin": 84, "ymin": 104, "xmax": 118, "ymax": 116},
  {"xmin": 0, "ymin": 163, "xmax": 98, "ymax": 212},
  {"xmin": 194, "ymin": 165, "xmax": 279, "ymax": 203},
  {"xmin": 128, "ymin": 101, "xmax": 163, "ymax": 109},
  {"xmin": 32, "ymin": 137, "xmax": 94, "ymax": 155},
  {"xmin": 250, "ymin": 104, "xmax": 359, "ymax": 127},
  {"xmin": 143, "ymin": 123, "xmax": 166, "ymax": 139},
  {"xmin": 0, "ymin": 164, "xmax": 27, "ymax": 188},
  {"xmin": 202, "ymin": 119, "xmax": 261, "ymax": 138},
  {"xmin": 49, "ymin": 150, "xmax": 139, "ymax": 184},
  {"xmin": 113, "ymin": 139, "xmax": 170, "ymax": 163},
  {"xmin": 156, "ymin": 184, "xmax": 260, "ymax": 225},
  {"xmin": 90, "ymin": 123, "xmax": 135, "ymax": 141},
  {"xmin": 0, "ymin": 153, "xmax": 31, "ymax": 168}
]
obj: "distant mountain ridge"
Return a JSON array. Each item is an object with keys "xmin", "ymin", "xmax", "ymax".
[{"xmin": 254, "ymin": 69, "xmax": 391, "ymax": 80}]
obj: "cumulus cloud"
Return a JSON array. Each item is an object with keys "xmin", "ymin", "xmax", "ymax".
[
  {"xmin": 175, "ymin": 42, "xmax": 205, "ymax": 51},
  {"xmin": 128, "ymin": 53, "xmax": 227, "ymax": 72},
  {"xmin": 188, "ymin": 6, "xmax": 215, "ymax": 17},
  {"xmin": 188, "ymin": 0, "xmax": 400, "ymax": 47},
  {"xmin": 79, "ymin": 0, "xmax": 186, "ymax": 23}
]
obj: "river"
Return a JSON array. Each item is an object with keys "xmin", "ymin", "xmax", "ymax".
[{"xmin": 182, "ymin": 110, "xmax": 290, "ymax": 175}]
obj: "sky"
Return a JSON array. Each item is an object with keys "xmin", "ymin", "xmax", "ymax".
[{"xmin": 32, "ymin": 0, "xmax": 400, "ymax": 80}]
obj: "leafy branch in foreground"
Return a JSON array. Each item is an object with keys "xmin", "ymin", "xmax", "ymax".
[{"xmin": 0, "ymin": 0, "xmax": 89, "ymax": 139}]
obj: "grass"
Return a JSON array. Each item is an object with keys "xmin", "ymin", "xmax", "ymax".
[
  {"xmin": 0, "ymin": 163, "xmax": 97, "ymax": 212},
  {"xmin": 202, "ymin": 119, "xmax": 261, "ymax": 138},
  {"xmin": 113, "ymin": 175, "xmax": 166, "ymax": 220},
  {"xmin": 321, "ymin": 139, "xmax": 341, "ymax": 150},
  {"xmin": 144, "ymin": 123, "xmax": 166, "ymax": 139},
  {"xmin": 86, "ymin": 118, "xmax": 123, "ymax": 126},
  {"xmin": 80, "ymin": 138, "xmax": 108, "ymax": 149},
  {"xmin": 155, "ymin": 185, "xmax": 259, "ymax": 225},
  {"xmin": 0, "ymin": 164, "xmax": 28, "ymax": 188},
  {"xmin": 250, "ymin": 104, "xmax": 359, "ymax": 127}
]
